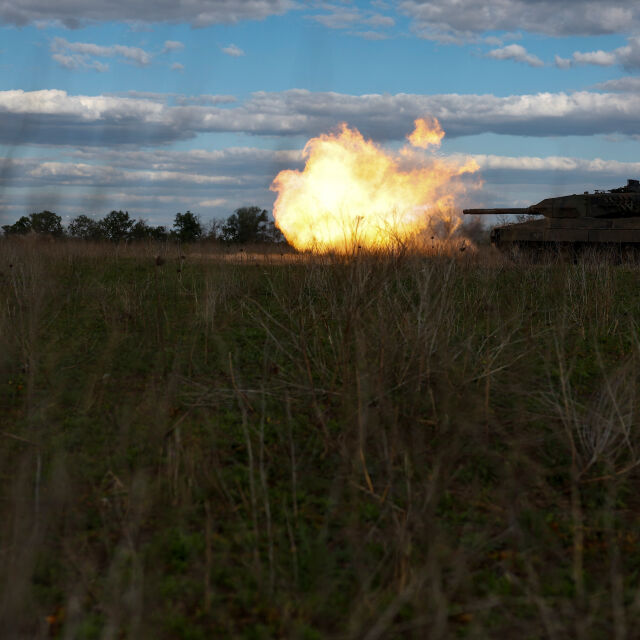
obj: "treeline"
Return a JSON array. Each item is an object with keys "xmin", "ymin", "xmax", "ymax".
[{"xmin": 1, "ymin": 206, "xmax": 286, "ymax": 244}]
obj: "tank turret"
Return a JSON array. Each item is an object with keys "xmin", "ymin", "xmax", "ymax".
[{"xmin": 463, "ymin": 180, "xmax": 640, "ymax": 251}]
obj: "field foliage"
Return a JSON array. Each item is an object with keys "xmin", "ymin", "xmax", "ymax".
[{"xmin": 1, "ymin": 238, "xmax": 640, "ymax": 638}]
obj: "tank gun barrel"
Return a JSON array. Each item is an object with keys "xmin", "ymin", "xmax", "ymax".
[{"xmin": 463, "ymin": 207, "xmax": 530, "ymax": 216}]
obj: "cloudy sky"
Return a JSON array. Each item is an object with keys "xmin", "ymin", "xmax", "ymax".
[{"xmin": 1, "ymin": 0, "xmax": 640, "ymax": 227}]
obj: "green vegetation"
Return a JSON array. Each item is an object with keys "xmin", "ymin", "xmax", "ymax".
[
  {"xmin": 221, "ymin": 206, "xmax": 284, "ymax": 244},
  {"xmin": 173, "ymin": 211, "xmax": 203, "ymax": 243},
  {"xmin": 2, "ymin": 211, "xmax": 65, "ymax": 237},
  {"xmin": 2, "ymin": 207, "xmax": 286, "ymax": 245},
  {"xmin": 2, "ymin": 239, "xmax": 640, "ymax": 638}
]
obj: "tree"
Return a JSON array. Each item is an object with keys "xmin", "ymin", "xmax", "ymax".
[
  {"xmin": 173, "ymin": 211, "xmax": 202, "ymax": 243},
  {"xmin": 29, "ymin": 210, "xmax": 64, "ymax": 236},
  {"xmin": 68, "ymin": 215, "xmax": 103, "ymax": 240},
  {"xmin": 2, "ymin": 216, "xmax": 32, "ymax": 236},
  {"xmin": 129, "ymin": 219, "xmax": 168, "ymax": 241},
  {"xmin": 150, "ymin": 225, "xmax": 168, "ymax": 241},
  {"xmin": 100, "ymin": 210, "xmax": 134, "ymax": 242},
  {"xmin": 2, "ymin": 211, "xmax": 64, "ymax": 237},
  {"xmin": 221, "ymin": 207, "xmax": 270, "ymax": 244},
  {"xmin": 265, "ymin": 220, "xmax": 286, "ymax": 244},
  {"xmin": 202, "ymin": 219, "xmax": 223, "ymax": 241},
  {"xmin": 130, "ymin": 219, "xmax": 152, "ymax": 240}
]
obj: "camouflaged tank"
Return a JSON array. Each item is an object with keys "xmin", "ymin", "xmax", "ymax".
[{"xmin": 464, "ymin": 179, "xmax": 640, "ymax": 252}]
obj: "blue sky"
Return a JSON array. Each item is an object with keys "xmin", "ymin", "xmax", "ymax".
[{"xmin": 1, "ymin": 0, "xmax": 640, "ymax": 226}]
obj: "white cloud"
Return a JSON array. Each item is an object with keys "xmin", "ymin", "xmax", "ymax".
[
  {"xmin": 352, "ymin": 30, "xmax": 389, "ymax": 40},
  {"xmin": 171, "ymin": 62, "xmax": 184, "ymax": 72},
  {"xmin": 486, "ymin": 44, "xmax": 544, "ymax": 67},
  {"xmin": 594, "ymin": 76, "xmax": 640, "ymax": 92},
  {"xmin": 198, "ymin": 198, "xmax": 228, "ymax": 207},
  {"xmin": 556, "ymin": 36, "xmax": 640, "ymax": 70},
  {"xmin": 364, "ymin": 13, "xmax": 395, "ymax": 27},
  {"xmin": 554, "ymin": 55, "xmax": 572, "ymax": 69},
  {"xmin": 5, "ymin": 0, "xmax": 639, "ymax": 41},
  {"xmin": 309, "ymin": 3, "xmax": 394, "ymax": 36},
  {"xmin": 469, "ymin": 154, "xmax": 640, "ymax": 176},
  {"xmin": 310, "ymin": 8, "xmax": 361, "ymax": 29},
  {"xmin": 175, "ymin": 94, "xmax": 237, "ymax": 105},
  {"xmin": 616, "ymin": 35, "xmax": 640, "ymax": 70},
  {"xmin": 0, "ymin": 0, "xmax": 296, "ymax": 28},
  {"xmin": 51, "ymin": 37, "xmax": 153, "ymax": 71},
  {"xmin": 2, "ymin": 88, "xmax": 640, "ymax": 148},
  {"xmin": 53, "ymin": 37, "xmax": 152, "ymax": 65},
  {"xmin": 221, "ymin": 44, "xmax": 245, "ymax": 57},
  {"xmin": 460, "ymin": 154, "xmax": 640, "ymax": 203},
  {"xmin": 104, "ymin": 91, "xmax": 237, "ymax": 105},
  {"xmin": 572, "ymin": 50, "xmax": 617, "ymax": 66},
  {"xmin": 67, "ymin": 146, "xmax": 304, "ymax": 174},
  {"xmin": 51, "ymin": 52, "xmax": 109, "ymax": 72},
  {"xmin": 162, "ymin": 40, "xmax": 184, "ymax": 53},
  {"xmin": 29, "ymin": 162, "xmax": 240, "ymax": 186},
  {"xmin": 400, "ymin": 0, "xmax": 639, "ymax": 41}
]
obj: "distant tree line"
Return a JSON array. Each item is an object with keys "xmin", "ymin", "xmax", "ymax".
[{"xmin": 1, "ymin": 207, "xmax": 286, "ymax": 244}]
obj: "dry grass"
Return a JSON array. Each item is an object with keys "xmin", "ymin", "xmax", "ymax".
[{"xmin": 1, "ymin": 238, "xmax": 640, "ymax": 638}]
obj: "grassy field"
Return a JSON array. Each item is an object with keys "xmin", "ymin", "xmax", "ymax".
[{"xmin": 2, "ymin": 237, "xmax": 640, "ymax": 638}]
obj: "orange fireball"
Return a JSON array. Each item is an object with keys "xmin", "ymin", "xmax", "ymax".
[
  {"xmin": 270, "ymin": 118, "xmax": 478, "ymax": 254},
  {"xmin": 407, "ymin": 117, "xmax": 445, "ymax": 149}
]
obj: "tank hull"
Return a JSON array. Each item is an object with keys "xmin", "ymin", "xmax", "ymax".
[
  {"xmin": 491, "ymin": 217, "xmax": 640, "ymax": 253},
  {"xmin": 464, "ymin": 180, "xmax": 640, "ymax": 254}
]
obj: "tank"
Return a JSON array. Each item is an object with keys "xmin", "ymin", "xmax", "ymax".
[{"xmin": 464, "ymin": 179, "xmax": 640, "ymax": 252}]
